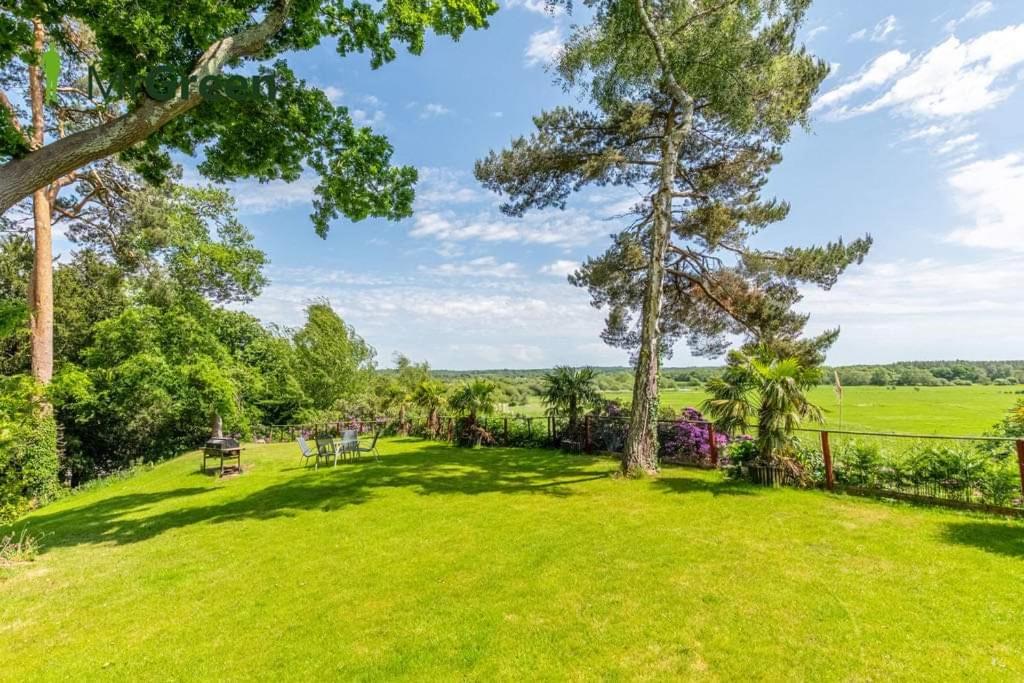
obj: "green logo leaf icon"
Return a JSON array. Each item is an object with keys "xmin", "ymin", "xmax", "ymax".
[{"xmin": 42, "ymin": 45, "xmax": 60, "ymax": 105}]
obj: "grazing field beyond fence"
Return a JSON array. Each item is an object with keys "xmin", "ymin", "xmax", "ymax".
[{"xmin": 507, "ymin": 385, "xmax": 1019, "ymax": 434}]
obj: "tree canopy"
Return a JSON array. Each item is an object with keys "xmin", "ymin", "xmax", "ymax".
[{"xmin": 0, "ymin": 0, "xmax": 499, "ymax": 231}]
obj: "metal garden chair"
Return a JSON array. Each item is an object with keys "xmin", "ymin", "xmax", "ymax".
[
  {"xmin": 339, "ymin": 429, "xmax": 358, "ymax": 461},
  {"xmin": 314, "ymin": 435, "xmax": 341, "ymax": 467},
  {"xmin": 350, "ymin": 429, "xmax": 382, "ymax": 462},
  {"xmin": 297, "ymin": 435, "xmax": 318, "ymax": 470}
]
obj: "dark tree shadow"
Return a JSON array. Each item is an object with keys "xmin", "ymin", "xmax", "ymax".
[
  {"xmin": 12, "ymin": 441, "xmax": 617, "ymax": 555},
  {"xmin": 941, "ymin": 521, "xmax": 1024, "ymax": 559},
  {"xmin": 652, "ymin": 472, "xmax": 756, "ymax": 497}
]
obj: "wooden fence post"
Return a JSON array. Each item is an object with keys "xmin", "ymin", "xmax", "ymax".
[
  {"xmin": 547, "ymin": 416, "xmax": 552, "ymax": 444},
  {"xmin": 1016, "ymin": 440, "xmax": 1024, "ymax": 500},
  {"xmin": 708, "ymin": 424, "xmax": 718, "ymax": 467},
  {"xmin": 585, "ymin": 415, "xmax": 592, "ymax": 453},
  {"xmin": 504, "ymin": 417, "xmax": 509, "ymax": 444},
  {"xmin": 821, "ymin": 431, "xmax": 834, "ymax": 491},
  {"xmin": 527, "ymin": 417, "xmax": 532, "ymax": 439}
]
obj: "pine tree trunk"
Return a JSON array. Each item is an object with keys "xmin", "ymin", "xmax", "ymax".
[
  {"xmin": 30, "ymin": 190, "xmax": 54, "ymax": 385},
  {"xmin": 28, "ymin": 21, "xmax": 54, "ymax": 388},
  {"xmin": 621, "ymin": 215, "xmax": 668, "ymax": 477},
  {"xmin": 622, "ymin": 109, "xmax": 686, "ymax": 477}
]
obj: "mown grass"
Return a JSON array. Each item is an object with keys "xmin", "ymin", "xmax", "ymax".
[
  {"xmin": 3, "ymin": 438, "xmax": 1024, "ymax": 680},
  {"xmin": 514, "ymin": 385, "xmax": 1019, "ymax": 435}
]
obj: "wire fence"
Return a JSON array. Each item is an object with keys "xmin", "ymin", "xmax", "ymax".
[
  {"xmin": 253, "ymin": 413, "xmax": 1024, "ymax": 514},
  {"xmin": 793, "ymin": 428, "xmax": 1023, "ymax": 511}
]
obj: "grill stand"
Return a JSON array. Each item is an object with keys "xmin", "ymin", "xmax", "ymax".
[{"xmin": 202, "ymin": 447, "xmax": 242, "ymax": 476}]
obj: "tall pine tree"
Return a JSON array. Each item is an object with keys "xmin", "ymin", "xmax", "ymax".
[{"xmin": 476, "ymin": 0, "xmax": 870, "ymax": 476}]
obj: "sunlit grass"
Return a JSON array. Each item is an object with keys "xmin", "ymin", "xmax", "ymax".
[{"xmin": 3, "ymin": 437, "xmax": 1024, "ymax": 679}]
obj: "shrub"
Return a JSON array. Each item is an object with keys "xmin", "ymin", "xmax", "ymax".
[
  {"xmin": 979, "ymin": 465, "xmax": 1019, "ymax": 507},
  {"xmin": 662, "ymin": 408, "xmax": 728, "ymax": 465},
  {"xmin": 723, "ymin": 436, "xmax": 757, "ymax": 479},
  {"xmin": 1, "ymin": 377, "xmax": 60, "ymax": 523},
  {"xmin": 836, "ymin": 441, "xmax": 882, "ymax": 488},
  {"xmin": 589, "ymin": 402, "xmax": 628, "ymax": 453}
]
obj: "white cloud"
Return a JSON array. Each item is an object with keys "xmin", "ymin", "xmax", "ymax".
[
  {"xmin": 239, "ymin": 270, "xmax": 624, "ymax": 369},
  {"xmin": 414, "ymin": 167, "xmax": 482, "ymax": 209},
  {"xmin": 797, "ymin": 254, "xmax": 1024, "ymax": 363},
  {"xmin": 539, "ymin": 260, "xmax": 579, "ymax": 277},
  {"xmin": 802, "ymin": 257, "xmax": 1023, "ymax": 316},
  {"xmin": 817, "ymin": 24, "xmax": 1024, "ymax": 125},
  {"xmin": 849, "ymin": 15, "xmax": 900, "ymax": 43},
  {"xmin": 420, "ymin": 103, "xmax": 451, "ymax": 118},
  {"xmin": 871, "ymin": 15, "xmax": 900, "ymax": 42},
  {"xmin": 807, "ymin": 25, "xmax": 828, "ymax": 41},
  {"xmin": 228, "ymin": 175, "xmax": 318, "ymax": 214},
  {"xmin": 322, "ymin": 86, "xmax": 344, "ymax": 103},
  {"xmin": 945, "ymin": 1, "xmax": 995, "ymax": 32},
  {"xmin": 410, "ymin": 210, "xmax": 609, "ymax": 248},
  {"xmin": 505, "ymin": 0, "xmax": 564, "ymax": 16},
  {"xmin": 524, "ymin": 28, "xmax": 563, "ymax": 67},
  {"xmin": 855, "ymin": 25, "xmax": 1024, "ymax": 119},
  {"xmin": 935, "ymin": 133, "xmax": 979, "ymax": 155},
  {"xmin": 813, "ymin": 50, "xmax": 911, "ymax": 112},
  {"xmin": 351, "ymin": 109, "xmax": 386, "ymax": 126},
  {"xmin": 905, "ymin": 124, "xmax": 954, "ymax": 140},
  {"xmin": 946, "ymin": 153, "xmax": 1024, "ymax": 250},
  {"xmin": 421, "ymin": 256, "xmax": 521, "ymax": 279}
]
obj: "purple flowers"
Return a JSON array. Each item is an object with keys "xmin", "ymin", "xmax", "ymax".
[{"xmin": 662, "ymin": 408, "xmax": 730, "ymax": 465}]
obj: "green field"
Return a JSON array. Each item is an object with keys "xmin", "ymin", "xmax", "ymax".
[
  {"xmin": 4, "ymin": 438, "xmax": 1024, "ymax": 679},
  {"xmin": 511, "ymin": 385, "xmax": 1020, "ymax": 435}
]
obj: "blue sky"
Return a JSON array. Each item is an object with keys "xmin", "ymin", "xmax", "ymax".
[{"xmin": 178, "ymin": 1, "xmax": 1024, "ymax": 369}]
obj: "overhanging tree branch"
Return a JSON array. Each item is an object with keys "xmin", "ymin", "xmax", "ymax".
[{"xmin": 0, "ymin": 0, "xmax": 292, "ymax": 213}]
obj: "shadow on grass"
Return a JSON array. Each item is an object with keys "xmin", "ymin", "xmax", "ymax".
[
  {"xmin": 17, "ymin": 441, "xmax": 616, "ymax": 554},
  {"xmin": 941, "ymin": 520, "xmax": 1024, "ymax": 559},
  {"xmin": 652, "ymin": 473, "xmax": 757, "ymax": 497}
]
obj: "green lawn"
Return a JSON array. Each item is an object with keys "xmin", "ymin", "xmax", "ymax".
[
  {"xmin": 4, "ymin": 438, "xmax": 1024, "ymax": 679},
  {"xmin": 513, "ymin": 385, "xmax": 1020, "ymax": 435}
]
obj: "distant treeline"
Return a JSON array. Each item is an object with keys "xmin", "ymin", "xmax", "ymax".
[
  {"xmin": 822, "ymin": 361, "xmax": 1024, "ymax": 387},
  {"xmin": 430, "ymin": 361, "xmax": 1024, "ymax": 407}
]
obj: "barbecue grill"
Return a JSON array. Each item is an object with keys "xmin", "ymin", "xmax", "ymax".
[{"xmin": 203, "ymin": 437, "xmax": 243, "ymax": 475}]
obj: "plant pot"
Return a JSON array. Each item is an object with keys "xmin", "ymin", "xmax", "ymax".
[{"xmin": 748, "ymin": 463, "xmax": 787, "ymax": 488}]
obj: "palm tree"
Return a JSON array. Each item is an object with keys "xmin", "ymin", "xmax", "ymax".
[
  {"xmin": 703, "ymin": 345, "xmax": 823, "ymax": 463},
  {"xmin": 541, "ymin": 366, "xmax": 602, "ymax": 434},
  {"xmin": 449, "ymin": 379, "xmax": 498, "ymax": 447},
  {"xmin": 413, "ymin": 379, "xmax": 447, "ymax": 438},
  {"xmin": 379, "ymin": 378, "xmax": 414, "ymax": 435},
  {"xmin": 448, "ymin": 379, "xmax": 497, "ymax": 424}
]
